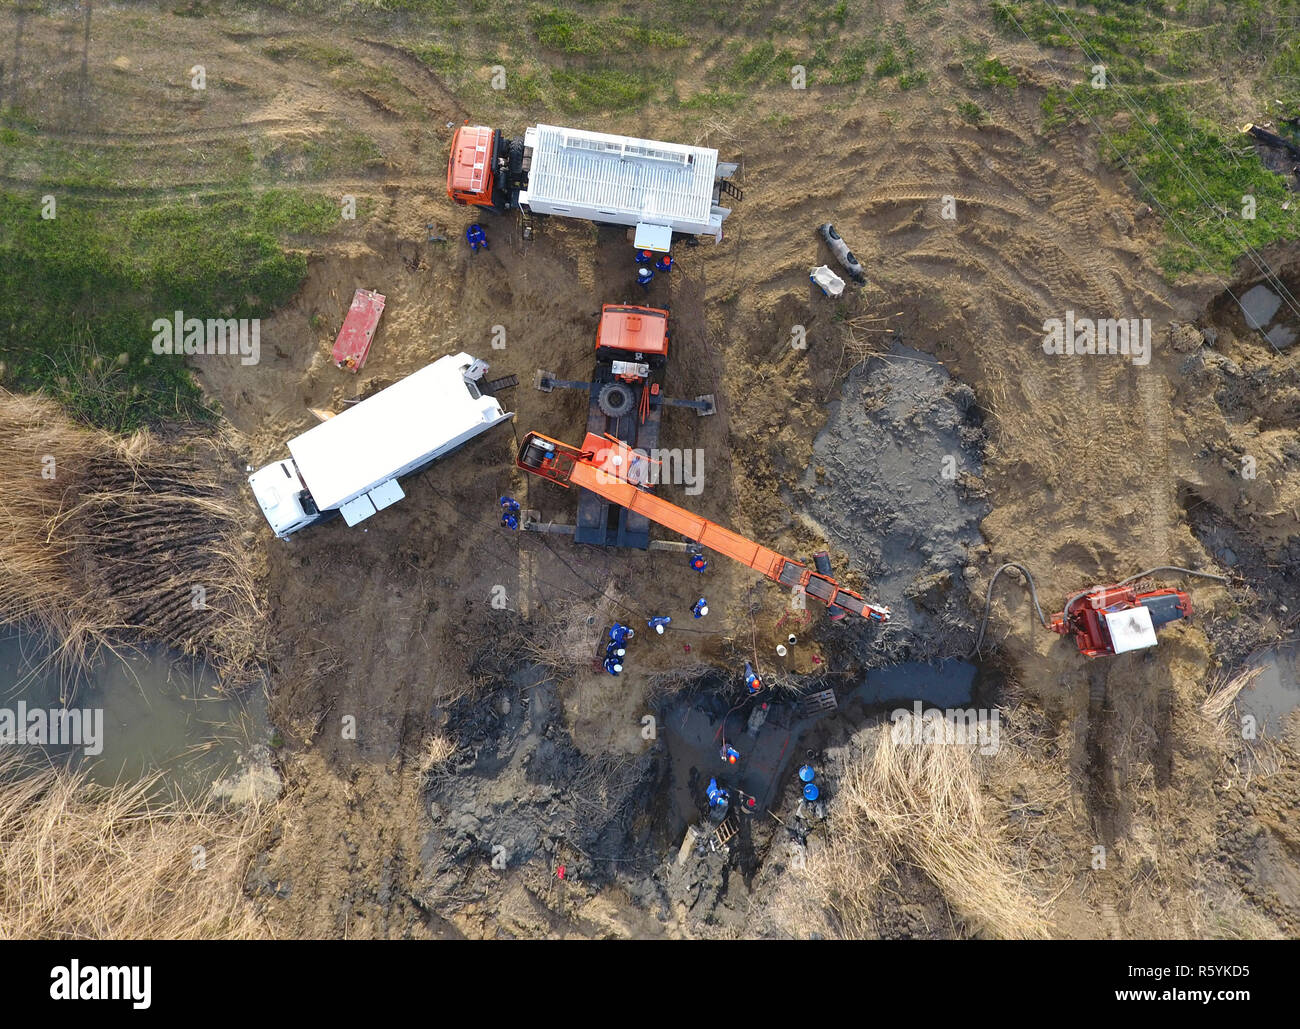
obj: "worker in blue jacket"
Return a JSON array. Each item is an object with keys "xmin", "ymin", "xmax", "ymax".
[
  {"xmin": 609, "ymin": 623, "xmax": 634, "ymax": 646},
  {"xmin": 467, "ymin": 223, "xmax": 489, "ymax": 252},
  {"xmin": 706, "ymin": 778, "xmax": 729, "ymax": 809}
]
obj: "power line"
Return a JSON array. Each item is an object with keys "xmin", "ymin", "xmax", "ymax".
[
  {"xmin": 1044, "ymin": 1, "xmax": 1300, "ymax": 336},
  {"xmin": 996, "ymin": 3, "xmax": 1291, "ymax": 353}
]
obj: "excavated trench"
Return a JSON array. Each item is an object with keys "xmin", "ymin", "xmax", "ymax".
[{"xmin": 419, "ymin": 657, "xmax": 987, "ymax": 917}]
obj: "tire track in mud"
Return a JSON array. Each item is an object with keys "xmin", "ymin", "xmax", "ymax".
[
  {"xmin": 353, "ymin": 37, "xmax": 468, "ymax": 120},
  {"xmin": 15, "ymin": 118, "xmax": 307, "ymax": 145},
  {"xmin": 861, "ymin": 177, "xmax": 1116, "ymax": 467},
  {"xmin": 0, "ymin": 173, "xmax": 435, "ymax": 201}
]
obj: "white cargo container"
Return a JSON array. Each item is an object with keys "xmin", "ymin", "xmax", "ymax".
[
  {"xmin": 249, "ymin": 353, "xmax": 513, "ymax": 539},
  {"xmin": 447, "ymin": 123, "xmax": 741, "ymax": 246}
]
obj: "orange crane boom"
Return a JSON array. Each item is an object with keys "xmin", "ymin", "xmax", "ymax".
[{"xmin": 517, "ymin": 431, "xmax": 891, "ymax": 622}]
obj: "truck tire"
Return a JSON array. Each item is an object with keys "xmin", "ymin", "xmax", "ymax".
[
  {"xmin": 818, "ymin": 223, "xmax": 866, "ymax": 284},
  {"xmin": 598, "ymin": 383, "xmax": 635, "ymax": 418},
  {"xmin": 507, "ymin": 138, "xmax": 528, "ymax": 191}
]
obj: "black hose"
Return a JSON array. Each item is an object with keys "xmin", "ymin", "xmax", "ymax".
[{"xmin": 971, "ymin": 563, "xmax": 1048, "ymax": 657}]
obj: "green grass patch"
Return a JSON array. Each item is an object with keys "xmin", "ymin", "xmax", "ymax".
[
  {"xmin": 1047, "ymin": 83, "xmax": 1297, "ymax": 274},
  {"xmin": 724, "ymin": 40, "xmax": 798, "ymax": 87},
  {"xmin": 0, "ymin": 191, "xmax": 337, "ymax": 430},
  {"xmin": 406, "ymin": 41, "xmax": 465, "ymax": 76},
  {"xmin": 550, "ymin": 67, "xmax": 654, "ymax": 113},
  {"xmin": 677, "ymin": 90, "xmax": 746, "ymax": 111},
  {"xmin": 978, "ymin": 56, "xmax": 1018, "ymax": 89},
  {"xmin": 873, "ymin": 50, "xmax": 903, "ymax": 79},
  {"xmin": 530, "ymin": 7, "xmax": 686, "ymax": 56},
  {"xmin": 991, "ymin": 0, "xmax": 1300, "ymax": 273}
]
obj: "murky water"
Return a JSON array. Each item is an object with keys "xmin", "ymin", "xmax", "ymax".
[
  {"xmin": 1242, "ymin": 643, "xmax": 1300, "ymax": 740},
  {"xmin": 0, "ymin": 625, "xmax": 273, "ymax": 799},
  {"xmin": 851, "ymin": 658, "xmax": 979, "ymax": 709}
]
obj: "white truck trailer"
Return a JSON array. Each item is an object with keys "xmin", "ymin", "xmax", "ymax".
[
  {"xmin": 249, "ymin": 353, "xmax": 513, "ymax": 539},
  {"xmin": 447, "ymin": 123, "xmax": 742, "ymax": 250}
]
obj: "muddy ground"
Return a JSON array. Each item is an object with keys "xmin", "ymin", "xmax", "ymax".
[{"xmin": 4, "ymin": 3, "xmax": 1299, "ymax": 938}]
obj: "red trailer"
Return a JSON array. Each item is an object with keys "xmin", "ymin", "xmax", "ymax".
[{"xmin": 332, "ymin": 289, "xmax": 386, "ymax": 372}]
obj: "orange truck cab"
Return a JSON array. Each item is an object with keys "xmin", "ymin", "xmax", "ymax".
[
  {"xmin": 447, "ymin": 125, "xmax": 516, "ymax": 212},
  {"xmin": 595, "ymin": 305, "xmax": 669, "ymax": 372}
]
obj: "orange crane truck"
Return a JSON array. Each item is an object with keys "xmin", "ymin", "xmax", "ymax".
[
  {"xmin": 534, "ymin": 304, "xmax": 712, "ymax": 548},
  {"xmin": 517, "ymin": 431, "xmax": 891, "ymax": 622}
]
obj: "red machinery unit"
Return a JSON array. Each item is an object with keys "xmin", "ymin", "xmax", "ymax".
[
  {"xmin": 1050, "ymin": 584, "xmax": 1193, "ymax": 657},
  {"xmin": 332, "ymin": 288, "xmax": 386, "ymax": 373}
]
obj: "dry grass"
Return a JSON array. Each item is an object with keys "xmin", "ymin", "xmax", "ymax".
[
  {"xmin": 0, "ymin": 754, "xmax": 272, "ymax": 939},
  {"xmin": 419, "ymin": 733, "xmax": 457, "ymax": 773},
  {"xmin": 518, "ymin": 599, "xmax": 599, "ymax": 671},
  {"xmin": 1201, "ymin": 664, "xmax": 1284, "ymax": 783},
  {"xmin": 798, "ymin": 716, "xmax": 1051, "ymax": 939},
  {"xmin": 1202, "ymin": 665, "xmax": 1260, "ymax": 730},
  {"xmin": 0, "ymin": 391, "xmax": 265, "ymax": 689}
]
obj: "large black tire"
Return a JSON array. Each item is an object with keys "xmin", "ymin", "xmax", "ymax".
[
  {"xmin": 597, "ymin": 382, "xmax": 636, "ymax": 418},
  {"xmin": 507, "ymin": 137, "xmax": 527, "ymax": 191}
]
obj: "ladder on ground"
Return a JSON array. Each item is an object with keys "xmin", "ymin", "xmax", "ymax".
[
  {"xmin": 716, "ymin": 179, "xmax": 743, "ymax": 202},
  {"xmin": 709, "ymin": 814, "xmax": 740, "ymax": 851},
  {"xmin": 482, "ymin": 373, "xmax": 519, "ymax": 395}
]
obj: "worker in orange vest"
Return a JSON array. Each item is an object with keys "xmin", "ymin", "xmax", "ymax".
[{"xmin": 744, "ymin": 661, "xmax": 762, "ymax": 695}]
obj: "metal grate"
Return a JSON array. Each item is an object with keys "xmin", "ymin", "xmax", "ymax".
[{"xmin": 797, "ymin": 689, "xmax": 838, "ymax": 719}]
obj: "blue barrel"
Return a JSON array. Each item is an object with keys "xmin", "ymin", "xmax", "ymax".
[
  {"xmin": 803, "ymin": 782, "xmax": 820, "ymax": 801},
  {"xmin": 798, "ymin": 764, "xmax": 815, "ymax": 783}
]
